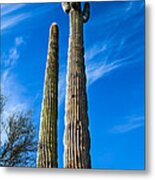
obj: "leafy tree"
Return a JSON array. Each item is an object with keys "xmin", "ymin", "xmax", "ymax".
[{"xmin": 0, "ymin": 95, "xmax": 37, "ymax": 167}]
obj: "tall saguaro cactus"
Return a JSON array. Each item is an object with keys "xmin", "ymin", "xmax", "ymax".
[
  {"xmin": 37, "ymin": 23, "xmax": 59, "ymax": 168},
  {"xmin": 62, "ymin": 2, "xmax": 91, "ymax": 168}
]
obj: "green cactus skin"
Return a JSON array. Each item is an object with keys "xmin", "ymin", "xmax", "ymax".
[
  {"xmin": 37, "ymin": 23, "xmax": 59, "ymax": 168},
  {"xmin": 62, "ymin": 2, "xmax": 91, "ymax": 168}
]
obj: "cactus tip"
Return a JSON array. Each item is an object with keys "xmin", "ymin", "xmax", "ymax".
[
  {"xmin": 50, "ymin": 23, "xmax": 58, "ymax": 35},
  {"xmin": 70, "ymin": 2, "xmax": 81, "ymax": 10},
  {"xmin": 62, "ymin": 2, "xmax": 71, "ymax": 14},
  {"xmin": 52, "ymin": 22, "xmax": 57, "ymax": 26}
]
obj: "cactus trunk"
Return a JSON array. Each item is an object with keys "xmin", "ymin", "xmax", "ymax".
[
  {"xmin": 37, "ymin": 23, "xmax": 59, "ymax": 168},
  {"xmin": 63, "ymin": 3, "xmax": 91, "ymax": 169}
]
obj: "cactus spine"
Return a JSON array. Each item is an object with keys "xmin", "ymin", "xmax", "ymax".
[
  {"xmin": 37, "ymin": 23, "xmax": 59, "ymax": 168},
  {"xmin": 62, "ymin": 2, "xmax": 91, "ymax": 168}
]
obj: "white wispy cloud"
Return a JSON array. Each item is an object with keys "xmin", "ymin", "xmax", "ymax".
[
  {"xmin": 15, "ymin": 36, "xmax": 24, "ymax": 46},
  {"xmin": 1, "ymin": 4, "xmax": 26, "ymax": 16},
  {"xmin": 1, "ymin": 13, "xmax": 30, "ymax": 31},
  {"xmin": 85, "ymin": 1, "xmax": 143, "ymax": 87},
  {"xmin": 109, "ymin": 115, "xmax": 144, "ymax": 134},
  {"xmin": 85, "ymin": 44, "xmax": 107, "ymax": 62},
  {"xmin": 86, "ymin": 55, "xmax": 134, "ymax": 86},
  {"xmin": 1, "ymin": 66, "xmax": 32, "ymax": 144},
  {"xmin": 1, "ymin": 68, "xmax": 31, "ymax": 120},
  {"xmin": 85, "ymin": 35, "xmax": 137, "ymax": 86},
  {"xmin": 1, "ymin": 4, "xmax": 58, "ymax": 32},
  {"xmin": 1, "ymin": 36, "xmax": 31, "ymax": 120},
  {"xmin": 2, "ymin": 36, "xmax": 24, "ymax": 67},
  {"xmin": 90, "ymin": 1, "xmax": 143, "ymax": 29}
]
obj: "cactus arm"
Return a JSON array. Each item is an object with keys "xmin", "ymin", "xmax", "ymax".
[
  {"xmin": 83, "ymin": 2, "xmax": 90, "ymax": 23},
  {"xmin": 61, "ymin": 2, "xmax": 71, "ymax": 14}
]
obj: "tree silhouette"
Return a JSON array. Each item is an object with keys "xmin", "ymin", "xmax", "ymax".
[{"xmin": 0, "ymin": 95, "xmax": 37, "ymax": 167}]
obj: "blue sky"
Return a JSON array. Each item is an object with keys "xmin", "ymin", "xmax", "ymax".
[{"xmin": 1, "ymin": 1, "xmax": 145, "ymax": 169}]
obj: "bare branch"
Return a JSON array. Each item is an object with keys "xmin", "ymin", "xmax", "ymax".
[{"xmin": 0, "ymin": 109, "xmax": 37, "ymax": 167}]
